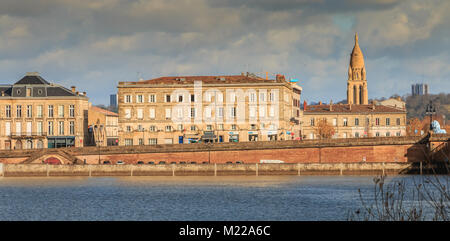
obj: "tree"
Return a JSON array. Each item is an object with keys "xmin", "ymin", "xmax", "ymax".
[{"xmin": 314, "ymin": 119, "xmax": 335, "ymax": 139}]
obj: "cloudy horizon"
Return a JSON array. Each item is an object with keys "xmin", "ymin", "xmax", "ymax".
[{"xmin": 0, "ymin": 0, "xmax": 449, "ymax": 105}]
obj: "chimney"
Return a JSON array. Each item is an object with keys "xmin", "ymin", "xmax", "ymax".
[
  {"xmin": 303, "ymin": 100, "xmax": 307, "ymax": 111},
  {"xmin": 276, "ymin": 74, "xmax": 286, "ymax": 82},
  {"xmin": 330, "ymin": 100, "xmax": 333, "ymax": 111},
  {"xmin": 71, "ymin": 86, "xmax": 76, "ymax": 93}
]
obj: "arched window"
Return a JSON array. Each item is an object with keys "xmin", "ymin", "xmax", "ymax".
[
  {"xmin": 37, "ymin": 140, "xmax": 43, "ymax": 149},
  {"xmin": 359, "ymin": 85, "xmax": 363, "ymax": 104},
  {"xmin": 353, "ymin": 85, "xmax": 357, "ymax": 104},
  {"xmin": 26, "ymin": 140, "xmax": 33, "ymax": 149}
]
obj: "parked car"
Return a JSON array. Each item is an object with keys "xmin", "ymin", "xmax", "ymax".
[
  {"xmin": 170, "ymin": 162, "xmax": 177, "ymax": 164},
  {"xmin": 117, "ymin": 161, "xmax": 125, "ymax": 165},
  {"xmin": 226, "ymin": 161, "xmax": 233, "ymax": 164},
  {"xmin": 103, "ymin": 161, "xmax": 111, "ymax": 164},
  {"xmin": 179, "ymin": 161, "xmax": 187, "ymax": 164},
  {"xmin": 202, "ymin": 161, "xmax": 208, "ymax": 164},
  {"xmin": 137, "ymin": 161, "xmax": 144, "ymax": 164},
  {"xmin": 148, "ymin": 161, "xmax": 155, "ymax": 164},
  {"xmin": 190, "ymin": 161, "xmax": 197, "ymax": 164},
  {"xmin": 236, "ymin": 161, "xmax": 244, "ymax": 164},
  {"xmin": 159, "ymin": 161, "xmax": 166, "ymax": 164}
]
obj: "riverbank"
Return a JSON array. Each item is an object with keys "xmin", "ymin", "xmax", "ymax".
[{"xmin": 0, "ymin": 162, "xmax": 433, "ymax": 177}]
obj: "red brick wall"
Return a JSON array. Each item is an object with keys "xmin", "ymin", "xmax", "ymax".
[{"xmin": 75, "ymin": 144, "xmax": 426, "ymax": 164}]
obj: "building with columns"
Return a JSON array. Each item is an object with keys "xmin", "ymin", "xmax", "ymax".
[
  {"xmin": 347, "ymin": 33, "xmax": 368, "ymax": 105},
  {"xmin": 0, "ymin": 72, "xmax": 89, "ymax": 150}
]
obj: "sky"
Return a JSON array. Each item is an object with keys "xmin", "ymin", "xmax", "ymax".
[{"xmin": 0, "ymin": 0, "xmax": 449, "ymax": 105}]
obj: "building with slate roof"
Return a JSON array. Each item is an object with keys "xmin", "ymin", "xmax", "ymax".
[{"xmin": 0, "ymin": 72, "xmax": 89, "ymax": 150}]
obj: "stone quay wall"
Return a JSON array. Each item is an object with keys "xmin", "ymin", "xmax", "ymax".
[{"xmin": 0, "ymin": 162, "xmax": 420, "ymax": 177}]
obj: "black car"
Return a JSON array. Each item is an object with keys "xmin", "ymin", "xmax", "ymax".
[
  {"xmin": 148, "ymin": 161, "xmax": 155, "ymax": 164},
  {"xmin": 137, "ymin": 161, "xmax": 144, "ymax": 164},
  {"xmin": 159, "ymin": 161, "xmax": 166, "ymax": 164},
  {"xmin": 179, "ymin": 161, "xmax": 187, "ymax": 164},
  {"xmin": 103, "ymin": 161, "xmax": 111, "ymax": 164},
  {"xmin": 236, "ymin": 161, "xmax": 244, "ymax": 164},
  {"xmin": 202, "ymin": 161, "xmax": 209, "ymax": 164},
  {"xmin": 226, "ymin": 161, "xmax": 233, "ymax": 164},
  {"xmin": 170, "ymin": 162, "xmax": 177, "ymax": 164},
  {"xmin": 190, "ymin": 161, "xmax": 197, "ymax": 164}
]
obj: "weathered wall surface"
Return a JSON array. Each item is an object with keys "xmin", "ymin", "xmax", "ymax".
[{"xmin": 0, "ymin": 162, "xmax": 416, "ymax": 177}]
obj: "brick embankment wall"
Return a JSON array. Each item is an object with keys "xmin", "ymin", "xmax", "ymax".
[{"xmin": 0, "ymin": 162, "xmax": 419, "ymax": 177}]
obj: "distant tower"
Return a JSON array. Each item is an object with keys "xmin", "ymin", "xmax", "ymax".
[
  {"xmin": 110, "ymin": 94, "xmax": 117, "ymax": 108},
  {"xmin": 347, "ymin": 33, "xmax": 368, "ymax": 105}
]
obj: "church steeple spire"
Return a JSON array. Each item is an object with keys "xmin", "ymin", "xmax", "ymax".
[{"xmin": 347, "ymin": 32, "xmax": 368, "ymax": 105}]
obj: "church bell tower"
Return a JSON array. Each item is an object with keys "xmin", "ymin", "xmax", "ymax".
[{"xmin": 347, "ymin": 33, "xmax": 368, "ymax": 105}]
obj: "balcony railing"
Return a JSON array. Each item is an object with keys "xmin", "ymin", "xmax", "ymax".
[{"xmin": 9, "ymin": 132, "xmax": 47, "ymax": 138}]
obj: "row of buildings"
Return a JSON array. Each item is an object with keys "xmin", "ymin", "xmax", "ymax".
[{"xmin": 0, "ymin": 33, "xmax": 407, "ymax": 150}]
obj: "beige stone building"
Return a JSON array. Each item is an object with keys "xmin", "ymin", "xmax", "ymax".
[
  {"xmin": 302, "ymin": 33, "xmax": 407, "ymax": 139},
  {"xmin": 0, "ymin": 72, "xmax": 89, "ymax": 149},
  {"xmin": 302, "ymin": 102, "xmax": 407, "ymax": 139},
  {"xmin": 117, "ymin": 73, "xmax": 302, "ymax": 145},
  {"xmin": 87, "ymin": 106, "xmax": 119, "ymax": 146},
  {"xmin": 377, "ymin": 97, "xmax": 406, "ymax": 110}
]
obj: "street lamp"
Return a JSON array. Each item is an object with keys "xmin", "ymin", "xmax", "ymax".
[{"xmin": 425, "ymin": 100, "xmax": 436, "ymax": 132}]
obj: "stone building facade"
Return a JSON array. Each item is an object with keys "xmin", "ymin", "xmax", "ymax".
[
  {"xmin": 302, "ymin": 103, "xmax": 407, "ymax": 139},
  {"xmin": 117, "ymin": 73, "xmax": 302, "ymax": 146},
  {"xmin": 87, "ymin": 106, "xmax": 119, "ymax": 147},
  {"xmin": 0, "ymin": 72, "xmax": 89, "ymax": 150}
]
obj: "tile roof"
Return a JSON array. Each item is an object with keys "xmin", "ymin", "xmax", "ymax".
[
  {"xmin": 14, "ymin": 75, "xmax": 50, "ymax": 85},
  {"xmin": 304, "ymin": 104, "xmax": 405, "ymax": 114},
  {"xmin": 122, "ymin": 74, "xmax": 287, "ymax": 85},
  {"xmin": 90, "ymin": 106, "xmax": 118, "ymax": 116}
]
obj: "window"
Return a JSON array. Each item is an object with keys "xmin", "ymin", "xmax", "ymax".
[
  {"xmin": 16, "ymin": 105, "xmax": 22, "ymax": 118},
  {"xmin": 332, "ymin": 118, "xmax": 337, "ymax": 126},
  {"xmin": 165, "ymin": 94, "xmax": 171, "ymax": 102},
  {"xmin": 396, "ymin": 132, "xmax": 401, "ymax": 137},
  {"xmin": 149, "ymin": 138, "xmax": 157, "ymax": 145},
  {"xmin": 48, "ymin": 121, "xmax": 54, "ymax": 135},
  {"xmin": 37, "ymin": 122, "xmax": 43, "ymax": 135},
  {"xmin": 396, "ymin": 118, "xmax": 401, "ymax": 126},
  {"xmin": 218, "ymin": 124, "xmax": 224, "ymax": 130},
  {"xmin": 355, "ymin": 132, "xmax": 360, "ymax": 138},
  {"xmin": 138, "ymin": 138, "xmax": 143, "ymax": 145},
  {"xmin": 59, "ymin": 121, "xmax": 64, "ymax": 135},
  {"xmin": 27, "ymin": 105, "xmax": 32, "ymax": 118},
  {"xmin": 259, "ymin": 92, "xmax": 265, "ymax": 102},
  {"xmin": 178, "ymin": 124, "xmax": 184, "ymax": 131},
  {"xmin": 249, "ymin": 93, "xmax": 256, "ymax": 102},
  {"xmin": 343, "ymin": 118, "xmax": 348, "ymax": 126},
  {"xmin": 149, "ymin": 126, "xmax": 156, "ymax": 132},
  {"xmin": 6, "ymin": 105, "xmax": 11, "ymax": 118},
  {"xmin": 125, "ymin": 95, "xmax": 132, "ymax": 103},
  {"xmin": 376, "ymin": 132, "xmax": 380, "ymax": 137},
  {"xmin": 137, "ymin": 95, "xmax": 143, "ymax": 103},
  {"xmin": 269, "ymin": 92, "xmax": 274, "ymax": 102},
  {"xmin": 125, "ymin": 109, "xmax": 131, "ymax": 119},
  {"xmin": 165, "ymin": 108, "xmax": 171, "ymax": 119},
  {"xmin": 70, "ymin": 121, "xmax": 75, "ymax": 135},
  {"xmin": 16, "ymin": 122, "xmax": 22, "ymax": 135},
  {"xmin": 249, "ymin": 107, "xmax": 256, "ymax": 118},
  {"xmin": 191, "ymin": 94, "xmax": 195, "ymax": 102},
  {"xmin": 310, "ymin": 118, "xmax": 315, "ymax": 126},
  {"xmin": 26, "ymin": 88, "xmax": 31, "ymax": 97},
  {"xmin": 386, "ymin": 118, "xmax": 390, "ymax": 126},
  {"xmin": 137, "ymin": 108, "xmax": 143, "ymax": 119},
  {"xmin": 190, "ymin": 125, "xmax": 197, "ymax": 131},
  {"xmin": 231, "ymin": 107, "xmax": 236, "ymax": 118},
  {"xmin": 386, "ymin": 132, "xmax": 390, "ymax": 137},
  {"xmin": 137, "ymin": 125, "xmax": 143, "ymax": 131},
  {"xmin": 125, "ymin": 139, "xmax": 133, "ymax": 146},
  {"xmin": 48, "ymin": 105, "xmax": 54, "ymax": 118},
  {"xmin": 178, "ymin": 94, "xmax": 183, "ymax": 102},
  {"xmin": 190, "ymin": 108, "xmax": 196, "ymax": 118},
  {"xmin": 218, "ymin": 107, "xmax": 224, "ymax": 118},
  {"xmin": 69, "ymin": 105, "xmax": 75, "ymax": 117},
  {"xmin": 37, "ymin": 105, "xmax": 43, "ymax": 118},
  {"xmin": 165, "ymin": 126, "xmax": 172, "ymax": 132},
  {"xmin": 375, "ymin": 118, "xmax": 380, "ymax": 126},
  {"xmin": 126, "ymin": 126, "xmax": 131, "ymax": 132},
  {"xmin": 206, "ymin": 125, "xmax": 212, "ymax": 131},
  {"xmin": 149, "ymin": 94, "xmax": 156, "ymax": 103},
  {"xmin": 149, "ymin": 108, "xmax": 155, "ymax": 119},
  {"xmin": 355, "ymin": 118, "xmax": 359, "ymax": 126},
  {"xmin": 5, "ymin": 122, "xmax": 11, "ymax": 136},
  {"xmin": 231, "ymin": 124, "xmax": 237, "ymax": 130},
  {"xmin": 251, "ymin": 124, "xmax": 256, "ymax": 130},
  {"xmin": 58, "ymin": 105, "xmax": 64, "ymax": 118}
]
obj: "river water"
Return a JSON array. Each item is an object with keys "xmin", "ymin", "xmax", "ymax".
[{"xmin": 0, "ymin": 175, "xmax": 437, "ymax": 221}]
